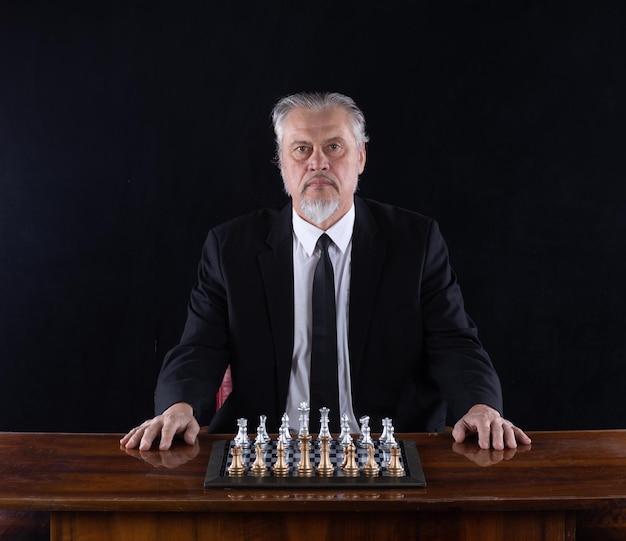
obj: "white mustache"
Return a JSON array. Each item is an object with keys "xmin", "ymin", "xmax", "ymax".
[{"xmin": 303, "ymin": 174, "xmax": 339, "ymax": 191}]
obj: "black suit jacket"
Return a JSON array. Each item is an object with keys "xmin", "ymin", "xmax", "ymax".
[{"xmin": 155, "ymin": 196, "xmax": 503, "ymax": 434}]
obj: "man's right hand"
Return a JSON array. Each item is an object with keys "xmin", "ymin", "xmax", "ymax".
[{"xmin": 120, "ymin": 402, "xmax": 200, "ymax": 451}]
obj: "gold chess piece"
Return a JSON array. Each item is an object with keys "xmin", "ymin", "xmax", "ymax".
[
  {"xmin": 341, "ymin": 442, "xmax": 359, "ymax": 476},
  {"xmin": 296, "ymin": 430, "xmax": 314, "ymax": 476},
  {"xmin": 272, "ymin": 440, "xmax": 290, "ymax": 477},
  {"xmin": 228, "ymin": 444, "xmax": 246, "ymax": 476},
  {"xmin": 362, "ymin": 443, "xmax": 380, "ymax": 476},
  {"xmin": 387, "ymin": 445, "xmax": 405, "ymax": 477},
  {"xmin": 251, "ymin": 443, "xmax": 268, "ymax": 476},
  {"xmin": 316, "ymin": 435, "xmax": 335, "ymax": 477}
]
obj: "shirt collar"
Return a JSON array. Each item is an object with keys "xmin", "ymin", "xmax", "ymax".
[{"xmin": 292, "ymin": 204, "xmax": 355, "ymax": 257}]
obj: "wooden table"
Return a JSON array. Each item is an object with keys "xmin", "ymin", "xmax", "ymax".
[{"xmin": 1, "ymin": 430, "xmax": 626, "ymax": 540}]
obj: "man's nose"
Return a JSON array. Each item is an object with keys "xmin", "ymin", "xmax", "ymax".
[{"xmin": 307, "ymin": 148, "xmax": 330, "ymax": 170}]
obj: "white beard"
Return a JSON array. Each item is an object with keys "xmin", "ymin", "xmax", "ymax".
[{"xmin": 299, "ymin": 197, "xmax": 340, "ymax": 225}]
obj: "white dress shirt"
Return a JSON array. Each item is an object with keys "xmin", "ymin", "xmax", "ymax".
[{"xmin": 285, "ymin": 204, "xmax": 360, "ymax": 433}]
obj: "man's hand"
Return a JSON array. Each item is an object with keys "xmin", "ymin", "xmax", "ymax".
[
  {"xmin": 452, "ymin": 404, "xmax": 532, "ymax": 450},
  {"xmin": 119, "ymin": 402, "xmax": 200, "ymax": 451}
]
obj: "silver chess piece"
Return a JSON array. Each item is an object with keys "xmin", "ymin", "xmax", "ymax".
[
  {"xmin": 318, "ymin": 406, "xmax": 332, "ymax": 440},
  {"xmin": 298, "ymin": 401, "xmax": 310, "ymax": 438},
  {"xmin": 280, "ymin": 412, "xmax": 292, "ymax": 442},
  {"xmin": 357, "ymin": 415, "xmax": 373, "ymax": 448},
  {"xmin": 379, "ymin": 417, "xmax": 392, "ymax": 444},
  {"xmin": 234, "ymin": 417, "xmax": 250, "ymax": 448},
  {"xmin": 385, "ymin": 423, "xmax": 398, "ymax": 447},
  {"xmin": 254, "ymin": 414, "xmax": 270, "ymax": 446},
  {"xmin": 339, "ymin": 413, "xmax": 353, "ymax": 446},
  {"xmin": 278, "ymin": 425, "xmax": 290, "ymax": 446}
]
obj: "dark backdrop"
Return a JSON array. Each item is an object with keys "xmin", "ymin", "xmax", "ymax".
[{"xmin": 1, "ymin": 1, "xmax": 624, "ymax": 433}]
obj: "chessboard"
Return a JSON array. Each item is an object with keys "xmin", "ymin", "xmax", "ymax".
[{"xmin": 204, "ymin": 437, "xmax": 426, "ymax": 488}]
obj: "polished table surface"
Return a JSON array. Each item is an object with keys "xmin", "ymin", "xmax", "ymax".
[{"xmin": 1, "ymin": 429, "xmax": 626, "ymax": 539}]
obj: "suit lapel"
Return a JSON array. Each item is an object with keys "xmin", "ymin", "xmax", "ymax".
[
  {"xmin": 349, "ymin": 198, "xmax": 386, "ymax": 382},
  {"xmin": 258, "ymin": 203, "xmax": 294, "ymax": 411}
]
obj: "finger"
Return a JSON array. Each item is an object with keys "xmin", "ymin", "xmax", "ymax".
[
  {"xmin": 477, "ymin": 421, "xmax": 494, "ymax": 450},
  {"xmin": 157, "ymin": 420, "xmax": 181, "ymax": 451},
  {"xmin": 503, "ymin": 423, "xmax": 519, "ymax": 449},
  {"xmin": 183, "ymin": 421, "xmax": 200, "ymax": 446},
  {"xmin": 121, "ymin": 426, "xmax": 146, "ymax": 449},
  {"xmin": 451, "ymin": 421, "xmax": 468, "ymax": 443},
  {"xmin": 514, "ymin": 426, "xmax": 532, "ymax": 445},
  {"xmin": 139, "ymin": 422, "xmax": 164, "ymax": 451}
]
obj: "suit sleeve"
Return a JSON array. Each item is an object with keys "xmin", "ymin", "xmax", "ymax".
[
  {"xmin": 154, "ymin": 229, "xmax": 231, "ymax": 425},
  {"xmin": 421, "ymin": 220, "xmax": 504, "ymax": 421}
]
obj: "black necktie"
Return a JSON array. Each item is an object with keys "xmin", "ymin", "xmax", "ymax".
[{"xmin": 310, "ymin": 233, "xmax": 340, "ymax": 432}]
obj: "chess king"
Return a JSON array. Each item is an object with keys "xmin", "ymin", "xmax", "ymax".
[{"xmin": 121, "ymin": 91, "xmax": 531, "ymax": 453}]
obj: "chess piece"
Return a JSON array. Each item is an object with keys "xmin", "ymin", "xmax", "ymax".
[
  {"xmin": 358, "ymin": 423, "xmax": 373, "ymax": 448},
  {"xmin": 296, "ymin": 430, "xmax": 314, "ymax": 476},
  {"xmin": 363, "ymin": 443, "xmax": 380, "ymax": 476},
  {"xmin": 379, "ymin": 417, "xmax": 391, "ymax": 444},
  {"xmin": 385, "ymin": 424, "xmax": 398, "ymax": 447},
  {"xmin": 357, "ymin": 415, "xmax": 372, "ymax": 447},
  {"xmin": 316, "ymin": 435, "xmax": 335, "ymax": 477},
  {"xmin": 251, "ymin": 443, "xmax": 268, "ymax": 476},
  {"xmin": 280, "ymin": 413, "xmax": 292, "ymax": 442},
  {"xmin": 318, "ymin": 406, "xmax": 332, "ymax": 440},
  {"xmin": 338, "ymin": 414, "xmax": 353, "ymax": 446},
  {"xmin": 387, "ymin": 445, "xmax": 405, "ymax": 477},
  {"xmin": 254, "ymin": 414, "xmax": 270, "ymax": 446},
  {"xmin": 228, "ymin": 445, "xmax": 246, "ymax": 476},
  {"xmin": 272, "ymin": 440, "xmax": 290, "ymax": 477},
  {"xmin": 234, "ymin": 417, "xmax": 250, "ymax": 448},
  {"xmin": 278, "ymin": 425, "xmax": 290, "ymax": 446},
  {"xmin": 341, "ymin": 442, "xmax": 359, "ymax": 476},
  {"xmin": 297, "ymin": 402, "xmax": 310, "ymax": 438}
]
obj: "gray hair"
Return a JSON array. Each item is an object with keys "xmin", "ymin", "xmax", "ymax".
[{"xmin": 271, "ymin": 91, "xmax": 369, "ymax": 165}]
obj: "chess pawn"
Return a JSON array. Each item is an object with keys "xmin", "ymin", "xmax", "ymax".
[
  {"xmin": 316, "ymin": 435, "xmax": 335, "ymax": 477},
  {"xmin": 251, "ymin": 443, "xmax": 268, "ymax": 476},
  {"xmin": 341, "ymin": 442, "xmax": 359, "ymax": 476},
  {"xmin": 254, "ymin": 426, "xmax": 265, "ymax": 447},
  {"xmin": 358, "ymin": 425, "xmax": 374, "ymax": 448},
  {"xmin": 362, "ymin": 443, "xmax": 380, "ymax": 476},
  {"xmin": 228, "ymin": 445, "xmax": 246, "ymax": 476},
  {"xmin": 379, "ymin": 417, "xmax": 391, "ymax": 444},
  {"xmin": 272, "ymin": 440, "xmax": 290, "ymax": 477},
  {"xmin": 280, "ymin": 413, "xmax": 292, "ymax": 442},
  {"xmin": 387, "ymin": 445, "xmax": 405, "ymax": 477},
  {"xmin": 278, "ymin": 425, "xmax": 290, "ymax": 446},
  {"xmin": 255, "ymin": 414, "xmax": 270, "ymax": 446},
  {"xmin": 385, "ymin": 425, "xmax": 398, "ymax": 447},
  {"xmin": 338, "ymin": 414, "xmax": 353, "ymax": 446}
]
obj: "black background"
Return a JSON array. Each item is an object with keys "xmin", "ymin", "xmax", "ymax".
[{"xmin": 1, "ymin": 1, "xmax": 624, "ymax": 433}]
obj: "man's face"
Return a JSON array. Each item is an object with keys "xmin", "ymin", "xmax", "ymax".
[{"xmin": 280, "ymin": 106, "xmax": 366, "ymax": 229}]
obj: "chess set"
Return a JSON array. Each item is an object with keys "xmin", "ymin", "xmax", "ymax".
[{"xmin": 204, "ymin": 403, "xmax": 426, "ymax": 488}]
